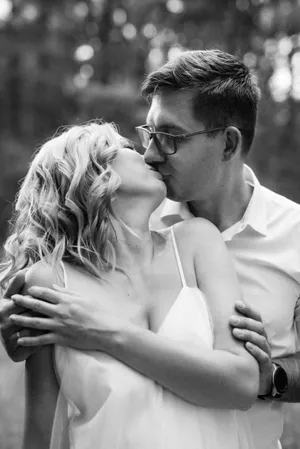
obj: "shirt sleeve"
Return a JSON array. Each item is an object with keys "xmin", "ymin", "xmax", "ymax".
[{"xmin": 295, "ymin": 295, "xmax": 300, "ymax": 322}]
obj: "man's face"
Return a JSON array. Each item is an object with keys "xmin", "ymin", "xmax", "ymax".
[{"xmin": 144, "ymin": 90, "xmax": 225, "ymax": 203}]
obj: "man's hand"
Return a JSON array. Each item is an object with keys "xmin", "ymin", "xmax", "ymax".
[
  {"xmin": 10, "ymin": 285, "xmax": 122, "ymax": 352},
  {"xmin": 229, "ymin": 301, "xmax": 273, "ymax": 396},
  {"xmin": 0, "ymin": 270, "xmax": 41, "ymax": 362}
]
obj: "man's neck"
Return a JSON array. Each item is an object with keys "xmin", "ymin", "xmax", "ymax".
[{"xmin": 188, "ymin": 175, "xmax": 253, "ymax": 233}]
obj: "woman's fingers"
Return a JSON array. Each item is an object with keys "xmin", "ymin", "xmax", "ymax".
[{"xmin": 12, "ymin": 294, "xmax": 57, "ymax": 316}]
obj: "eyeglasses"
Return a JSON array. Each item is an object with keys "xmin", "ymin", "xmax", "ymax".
[{"xmin": 135, "ymin": 125, "xmax": 230, "ymax": 155}]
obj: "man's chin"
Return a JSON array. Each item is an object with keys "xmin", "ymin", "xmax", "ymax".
[{"xmin": 165, "ymin": 186, "xmax": 182, "ymax": 203}]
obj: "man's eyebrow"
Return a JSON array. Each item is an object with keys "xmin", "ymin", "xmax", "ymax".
[{"xmin": 147, "ymin": 122, "xmax": 187, "ymax": 134}]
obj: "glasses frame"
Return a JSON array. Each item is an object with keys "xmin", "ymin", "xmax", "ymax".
[{"xmin": 135, "ymin": 125, "xmax": 234, "ymax": 155}]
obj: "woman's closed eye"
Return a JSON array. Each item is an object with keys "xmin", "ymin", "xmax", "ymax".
[{"xmin": 123, "ymin": 141, "xmax": 141, "ymax": 152}]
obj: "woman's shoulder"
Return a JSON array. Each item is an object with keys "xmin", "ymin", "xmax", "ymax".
[{"xmin": 24, "ymin": 259, "xmax": 63, "ymax": 292}]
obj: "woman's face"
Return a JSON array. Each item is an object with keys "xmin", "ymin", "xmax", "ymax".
[{"xmin": 112, "ymin": 141, "xmax": 166, "ymax": 204}]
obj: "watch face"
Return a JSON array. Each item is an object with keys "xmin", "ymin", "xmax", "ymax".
[{"xmin": 274, "ymin": 365, "xmax": 288, "ymax": 394}]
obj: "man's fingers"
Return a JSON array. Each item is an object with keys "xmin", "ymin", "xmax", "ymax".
[
  {"xmin": 12, "ymin": 294, "xmax": 57, "ymax": 316},
  {"xmin": 10, "ymin": 314, "xmax": 58, "ymax": 331},
  {"xmin": 18, "ymin": 332, "xmax": 58, "ymax": 347},
  {"xmin": 5, "ymin": 269, "xmax": 28, "ymax": 298},
  {"xmin": 232, "ymin": 328, "xmax": 271, "ymax": 357},
  {"xmin": 0, "ymin": 307, "xmax": 33, "ymax": 339},
  {"xmin": 13, "ymin": 328, "xmax": 43, "ymax": 341},
  {"xmin": 0, "ymin": 298, "xmax": 27, "ymax": 322},
  {"xmin": 229, "ymin": 315, "xmax": 266, "ymax": 336},
  {"xmin": 7, "ymin": 346, "xmax": 38, "ymax": 363},
  {"xmin": 245, "ymin": 342, "xmax": 271, "ymax": 367},
  {"xmin": 26, "ymin": 286, "xmax": 61, "ymax": 304},
  {"xmin": 235, "ymin": 301, "xmax": 262, "ymax": 322}
]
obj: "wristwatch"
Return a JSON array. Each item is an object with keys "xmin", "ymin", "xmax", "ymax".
[{"xmin": 258, "ymin": 362, "xmax": 288, "ymax": 400}]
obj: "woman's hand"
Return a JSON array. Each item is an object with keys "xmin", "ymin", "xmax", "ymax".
[
  {"xmin": 230, "ymin": 301, "xmax": 273, "ymax": 396},
  {"xmin": 10, "ymin": 285, "xmax": 122, "ymax": 352}
]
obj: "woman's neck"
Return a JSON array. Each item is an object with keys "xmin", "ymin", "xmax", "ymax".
[{"xmin": 111, "ymin": 217, "xmax": 158, "ymax": 269}]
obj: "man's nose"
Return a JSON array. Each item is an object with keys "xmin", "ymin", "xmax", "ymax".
[{"xmin": 143, "ymin": 138, "xmax": 165, "ymax": 165}]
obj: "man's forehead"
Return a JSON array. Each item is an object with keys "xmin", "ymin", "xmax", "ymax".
[{"xmin": 146, "ymin": 90, "xmax": 195, "ymax": 127}]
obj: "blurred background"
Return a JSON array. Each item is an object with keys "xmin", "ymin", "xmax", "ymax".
[{"xmin": 0, "ymin": 0, "xmax": 300, "ymax": 447}]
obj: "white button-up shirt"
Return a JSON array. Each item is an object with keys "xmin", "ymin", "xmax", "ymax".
[{"xmin": 151, "ymin": 165, "xmax": 300, "ymax": 449}]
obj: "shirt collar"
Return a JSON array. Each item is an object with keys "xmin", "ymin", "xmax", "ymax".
[{"xmin": 160, "ymin": 164, "xmax": 268, "ymax": 237}]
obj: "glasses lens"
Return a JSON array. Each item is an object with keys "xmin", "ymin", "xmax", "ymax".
[
  {"xmin": 136, "ymin": 127, "xmax": 150, "ymax": 152},
  {"xmin": 136, "ymin": 127, "xmax": 175, "ymax": 154},
  {"xmin": 155, "ymin": 133, "xmax": 175, "ymax": 154}
]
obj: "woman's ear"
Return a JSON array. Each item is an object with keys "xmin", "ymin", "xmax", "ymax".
[{"xmin": 222, "ymin": 127, "xmax": 242, "ymax": 162}]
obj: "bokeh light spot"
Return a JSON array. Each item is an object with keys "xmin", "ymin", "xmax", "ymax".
[
  {"xmin": 269, "ymin": 67, "xmax": 292, "ymax": 102},
  {"xmin": 168, "ymin": 46, "xmax": 184, "ymax": 60},
  {"xmin": 236, "ymin": 0, "xmax": 249, "ymax": 11},
  {"xmin": 22, "ymin": 4, "xmax": 39, "ymax": 22},
  {"xmin": 0, "ymin": 0, "xmax": 12, "ymax": 21},
  {"xmin": 74, "ymin": 45, "xmax": 95, "ymax": 62},
  {"xmin": 74, "ymin": 2, "xmax": 89, "ymax": 19},
  {"xmin": 80, "ymin": 64, "xmax": 94, "ymax": 79},
  {"xmin": 166, "ymin": 0, "xmax": 184, "ymax": 14},
  {"xmin": 122, "ymin": 23, "xmax": 137, "ymax": 40},
  {"xmin": 243, "ymin": 52, "xmax": 257, "ymax": 68},
  {"xmin": 278, "ymin": 36, "xmax": 293, "ymax": 56},
  {"xmin": 148, "ymin": 48, "xmax": 164, "ymax": 70},
  {"xmin": 142, "ymin": 23, "xmax": 156, "ymax": 39},
  {"xmin": 74, "ymin": 74, "xmax": 88, "ymax": 89},
  {"xmin": 113, "ymin": 8, "xmax": 127, "ymax": 26}
]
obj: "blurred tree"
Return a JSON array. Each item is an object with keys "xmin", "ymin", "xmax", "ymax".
[{"xmin": 0, "ymin": 0, "xmax": 299, "ymax": 233}]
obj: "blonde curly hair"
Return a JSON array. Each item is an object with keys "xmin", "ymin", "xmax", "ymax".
[{"xmin": 0, "ymin": 121, "xmax": 126, "ymax": 289}]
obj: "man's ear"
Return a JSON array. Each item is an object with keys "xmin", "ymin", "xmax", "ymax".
[{"xmin": 222, "ymin": 127, "xmax": 242, "ymax": 162}]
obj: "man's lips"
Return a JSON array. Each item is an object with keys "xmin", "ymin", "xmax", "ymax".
[{"xmin": 148, "ymin": 166, "xmax": 170, "ymax": 178}]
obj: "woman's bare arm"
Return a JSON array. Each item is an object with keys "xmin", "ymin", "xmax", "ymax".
[
  {"xmin": 10, "ymin": 222, "xmax": 259, "ymax": 409},
  {"xmin": 96, "ymin": 219, "xmax": 259, "ymax": 409},
  {"xmin": 110, "ymin": 219, "xmax": 259, "ymax": 410}
]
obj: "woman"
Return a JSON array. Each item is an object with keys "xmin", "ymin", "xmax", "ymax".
[{"xmin": 0, "ymin": 121, "xmax": 258, "ymax": 449}]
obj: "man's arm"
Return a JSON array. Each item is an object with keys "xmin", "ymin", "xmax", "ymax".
[
  {"xmin": 274, "ymin": 353, "xmax": 300, "ymax": 402},
  {"xmin": 230, "ymin": 302, "xmax": 300, "ymax": 402},
  {"xmin": 7, "ymin": 279, "xmax": 300, "ymax": 403},
  {"xmin": 10, "ymin": 220, "xmax": 260, "ymax": 410},
  {"xmin": 21, "ymin": 268, "xmax": 69, "ymax": 449},
  {"xmin": 274, "ymin": 312, "xmax": 300, "ymax": 402}
]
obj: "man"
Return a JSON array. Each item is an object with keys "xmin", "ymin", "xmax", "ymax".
[{"xmin": 1, "ymin": 49, "xmax": 300, "ymax": 448}]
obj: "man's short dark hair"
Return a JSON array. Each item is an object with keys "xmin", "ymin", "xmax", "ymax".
[{"xmin": 142, "ymin": 49, "xmax": 261, "ymax": 156}]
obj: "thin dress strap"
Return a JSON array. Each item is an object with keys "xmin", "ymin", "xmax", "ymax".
[
  {"xmin": 60, "ymin": 261, "xmax": 68, "ymax": 289},
  {"xmin": 170, "ymin": 226, "xmax": 187, "ymax": 288}
]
